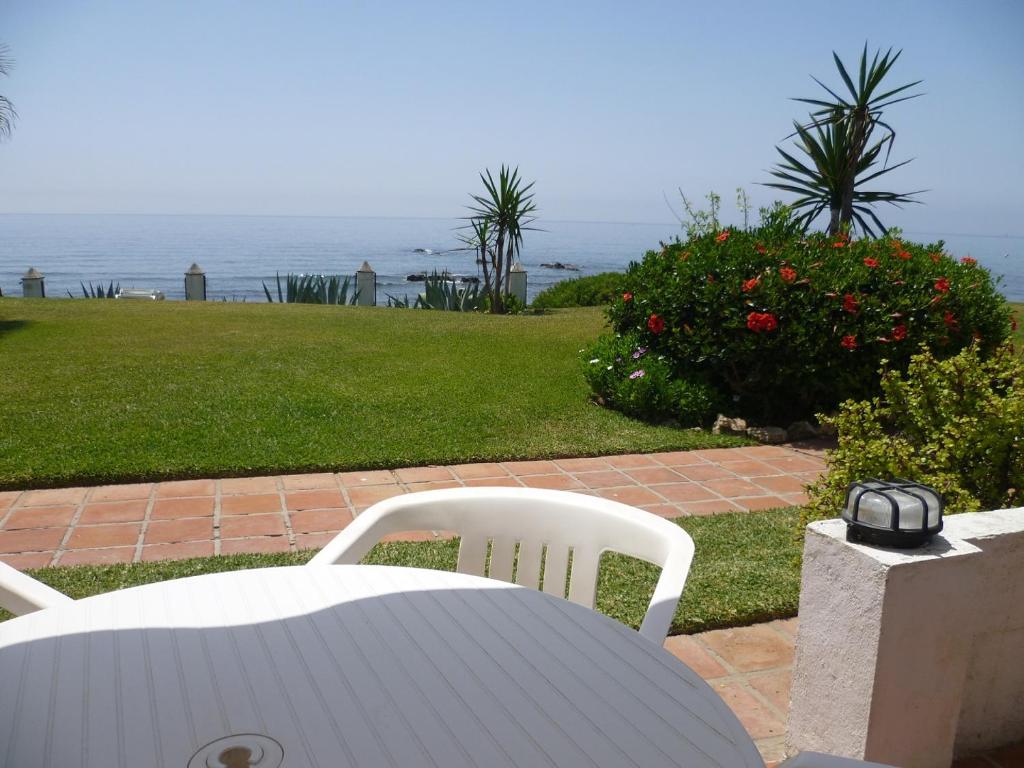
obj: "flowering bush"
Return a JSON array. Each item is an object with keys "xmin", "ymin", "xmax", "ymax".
[
  {"xmin": 582, "ymin": 333, "xmax": 722, "ymax": 425},
  {"xmin": 804, "ymin": 344, "xmax": 1024, "ymax": 526},
  {"xmin": 600, "ymin": 215, "xmax": 1012, "ymax": 422}
]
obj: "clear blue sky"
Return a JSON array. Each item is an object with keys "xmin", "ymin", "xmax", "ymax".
[{"xmin": 1, "ymin": 0, "xmax": 1022, "ymax": 233}]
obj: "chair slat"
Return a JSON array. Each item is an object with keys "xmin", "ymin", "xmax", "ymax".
[
  {"xmin": 542, "ymin": 543, "xmax": 570, "ymax": 599},
  {"xmin": 515, "ymin": 541, "xmax": 542, "ymax": 589},
  {"xmin": 488, "ymin": 536, "xmax": 516, "ymax": 583},
  {"xmin": 457, "ymin": 535, "xmax": 488, "ymax": 577},
  {"xmin": 567, "ymin": 546, "xmax": 600, "ymax": 608}
]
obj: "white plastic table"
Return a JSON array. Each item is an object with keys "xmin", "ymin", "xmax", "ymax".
[{"xmin": 0, "ymin": 565, "xmax": 763, "ymax": 767}]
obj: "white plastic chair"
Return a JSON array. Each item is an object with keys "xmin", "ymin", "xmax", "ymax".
[
  {"xmin": 0, "ymin": 560, "xmax": 72, "ymax": 616},
  {"xmin": 310, "ymin": 486, "xmax": 695, "ymax": 643}
]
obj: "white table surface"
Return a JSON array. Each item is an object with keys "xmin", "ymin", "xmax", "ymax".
[{"xmin": 0, "ymin": 565, "xmax": 763, "ymax": 767}]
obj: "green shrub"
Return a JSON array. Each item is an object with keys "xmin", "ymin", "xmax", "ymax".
[
  {"xmin": 804, "ymin": 344, "xmax": 1024, "ymax": 527},
  {"xmin": 604, "ymin": 215, "xmax": 1011, "ymax": 422},
  {"xmin": 582, "ymin": 333, "xmax": 721, "ymax": 425},
  {"xmin": 532, "ymin": 272, "xmax": 624, "ymax": 308}
]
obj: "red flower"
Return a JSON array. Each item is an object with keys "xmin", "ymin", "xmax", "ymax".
[
  {"xmin": 929, "ymin": 252, "xmax": 942, "ymax": 264},
  {"xmin": 961, "ymin": 256, "xmax": 977, "ymax": 266},
  {"xmin": 755, "ymin": 243, "xmax": 767, "ymax": 254},
  {"xmin": 892, "ymin": 324, "xmax": 908, "ymax": 341},
  {"xmin": 779, "ymin": 267, "xmax": 797, "ymax": 283},
  {"xmin": 943, "ymin": 311, "xmax": 958, "ymax": 327},
  {"xmin": 896, "ymin": 249, "xmax": 912, "ymax": 260},
  {"xmin": 707, "ymin": 274, "xmax": 716, "ymax": 284},
  {"xmin": 842, "ymin": 293, "xmax": 860, "ymax": 314},
  {"xmin": 746, "ymin": 312, "xmax": 778, "ymax": 333},
  {"xmin": 741, "ymin": 277, "xmax": 761, "ymax": 293},
  {"xmin": 934, "ymin": 277, "xmax": 951, "ymax": 294},
  {"xmin": 715, "ymin": 230, "xmax": 730, "ymax": 242},
  {"xmin": 622, "ymin": 292, "xmax": 633, "ymax": 302},
  {"xmin": 647, "ymin": 314, "xmax": 666, "ymax": 334},
  {"xmin": 833, "ymin": 240, "xmax": 846, "ymax": 248},
  {"xmin": 841, "ymin": 335, "xmax": 858, "ymax": 350},
  {"xmin": 863, "ymin": 257, "xmax": 879, "ymax": 268}
]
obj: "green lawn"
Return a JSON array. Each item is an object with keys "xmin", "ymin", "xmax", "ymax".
[
  {"xmin": 0, "ymin": 300, "xmax": 744, "ymax": 490},
  {"xmin": 6, "ymin": 508, "xmax": 802, "ymax": 635}
]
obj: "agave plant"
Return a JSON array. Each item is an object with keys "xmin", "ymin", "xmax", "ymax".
[
  {"xmin": 764, "ymin": 45, "xmax": 924, "ymax": 236},
  {"xmin": 464, "ymin": 166, "xmax": 537, "ymax": 314},
  {"xmin": 67, "ymin": 281, "xmax": 119, "ymax": 299},
  {"xmin": 262, "ymin": 273, "xmax": 359, "ymax": 305},
  {"xmin": 386, "ymin": 272, "xmax": 484, "ymax": 311}
]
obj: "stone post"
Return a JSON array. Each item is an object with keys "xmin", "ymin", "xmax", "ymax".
[
  {"xmin": 21, "ymin": 267, "xmax": 45, "ymax": 298},
  {"xmin": 184, "ymin": 263, "xmax": 207, "ymax": 301},
  {"xmin": 509, "ymin": 262, "xmax": 527, "ymax": 306},
  {"xmin": 356, "ymin": 261, "xmax": 376, "ymax": 306}
]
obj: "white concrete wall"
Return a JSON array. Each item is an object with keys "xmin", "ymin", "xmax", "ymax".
[{"xmin": 787, "ymin": 508, "xmax": 1024, "ymax": 768}]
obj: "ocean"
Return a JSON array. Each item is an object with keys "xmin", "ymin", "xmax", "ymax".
[{"xmin": 0, "ymin": 214, "xmax": 1021, "ymax": 303}]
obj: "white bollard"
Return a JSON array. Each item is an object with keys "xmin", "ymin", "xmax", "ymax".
[
  {"xmin": 20, "ymin": 267, "xmax": 45, "ymax": 298},
  {"xmin": 356, "ymin": 261, "xmax": 376, "ymax": 306},
  {"xmin": 184, "ymin": 263, "xmax": 207, "ymax": 301},
  {"xmin": 509, "ymin": 262, "xmax": 527, "ymax": 306}
]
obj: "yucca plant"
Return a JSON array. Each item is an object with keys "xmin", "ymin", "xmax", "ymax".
[
  {"xmin": 764, "ymin": 45, "xmax": 924, "ymax": 236},
  {"xmin": 262, "ymin": 273, "xmax": 359, "ymax": 305},
  {"xmin": 68, "ymin": 281, "xmax": 119, "ymax": 299},
  {"xmin": 465, "ymin": 166, "xmax": 537, "ymax": 314},
  {"xmin": 0, "ymin": 44, "xmax": 15, "ymax": 141}
]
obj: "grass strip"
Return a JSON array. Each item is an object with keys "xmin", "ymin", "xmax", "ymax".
[{"xmin": 4, "ymin": 508, "xmax": 802, "ymax": 635}]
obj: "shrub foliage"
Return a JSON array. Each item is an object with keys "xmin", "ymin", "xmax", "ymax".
[
  {"xmin": 532, "ymin": 272, "xmax": 624, "ymax": 309},
  {"xmin": 805, "ymin": 344, "xmax": 1024, "ymax": 523},
  {"xmin": 595, "ymin": 213, "xmax": 1011, "ymax": 423}
]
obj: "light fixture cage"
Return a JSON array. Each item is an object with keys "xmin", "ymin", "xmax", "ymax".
[{"xmin": 842, "ymin": 478, "xmax": 944, "ymax": 548}]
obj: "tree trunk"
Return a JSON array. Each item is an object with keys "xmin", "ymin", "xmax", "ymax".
[{"xmin": 828, "ymin": 206, "xmax": 842, "ymax": 236}]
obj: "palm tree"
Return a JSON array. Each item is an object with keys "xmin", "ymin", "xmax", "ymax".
[
  {"xmin": 0, "ymin": 44, "xmax": 16, "ymax": 141},
  {"xmin": 765, "ymin": 45, "xmax": 923, "ymax": 236}
]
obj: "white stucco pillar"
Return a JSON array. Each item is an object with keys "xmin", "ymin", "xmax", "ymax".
[
  {"xmin": 356, "ymin": 261, "xmax": 376, "ymax": 306},
  {"xmin": 509, "ymin": 262, "xmax": 527, "ymax": 306}
]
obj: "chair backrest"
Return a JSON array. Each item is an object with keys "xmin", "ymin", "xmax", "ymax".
[
  {"xmin": 0, "ymin": 560, "xmax": 73, "ymax": 616},
  {"xmin": 309, "ymin": 487, "xmax": 695, "ymax": 643}
]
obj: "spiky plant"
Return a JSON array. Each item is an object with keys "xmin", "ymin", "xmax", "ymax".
[
  {"xmin": 0, "ymin": 44, "xmax": 15, "ymax": 141},
  {"xmin": 765, "ymin": 45, "xmax": 924, "ymax": 236},
  {"xmin": 67, "ymin": 281, "xmax": 119, "ymax": 299},
  {"xmin": 262, "ymin": 273, "xmax": 359, "ymax": 305}
]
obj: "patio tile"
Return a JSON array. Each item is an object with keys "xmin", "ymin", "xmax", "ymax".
[
  {"xmin": 762, "ymin": 456, "xmax": 826, "ymax": 473},
  {"xmin": 700, "ymin": 624, "xmax": 794, "ymax": 673},
  {"xmin": 294, "ymin": 531, "xmax": 340, "ymax": 550},
  {"xmin": 642, "ymin": 504, "xmax": 686, "ymax": 519},
  {"xmin": 0, "ymin": 527, "xmax": 67, "ymax": 554},
  {"xmin": 794, "ymin": 470, "xmax": 826, "ymax": 484},
  {"xmin": 404, "ymin": 480, "xmax": 463, "ymax": 492},
  {"xmin": 574, "ymin": 470, "xmax": 634, "ymax": 489},
  {"xmin": 732, "ymin": 496, "xmax": 791, "ymax": 511},
  {"xmin": 337, "ymin": 469, "xmax": 397, "ymax": 487},
  {"xmin": 702, "ymin": 478, "xmax": 766, "ymax": 498},
  {"xmin": 653, "ymin": 482, "xmax": 718, "ymax": 503},
  {"xmin": 751, "ymin": 474, "xmax": 809, "ymax": 495},
  {"xmin": 381, "ymin": 530, "xmax": 439, "ymax": 542},
  {"xmin": 652, "ymin": 451, "xmax": 710, "ymax": 467},
  {"xmin": 220, "ymin": 536, "xmax": 292, "ymax": 555},
  {"xmin": 144, "ymin": 518, "xmax": 213, "ymax": 545},
  {"xmin": 220, "ymin": 493, "xmax": 281, "ymax": 515},
  {"xmin": 0, "ymin": 491, "xmax": 21, "ymax": 510},
  {"xmin": 597, "ymin": 486, "xmax": 665, "ymax": 506},
  {"xmin": 769, "ymin": 617, "xmax": 799, "ymax": 640},
  {"xmin": 59, "ymin": 547, "xmax": 136, "ymax": 566},
  {"xmin": 155, "ymin": 479, "xmax": 216, "ymax": 498},
  {"xmin": 151, "ymin": 496, "xmax": 215, "ymax": 519},
  {"xmin": 735, "ymin": 446, "xmax": 795, "ymax": 459},
  {"xmin": 678, "ymin": 499, "xmax": 742, "ymax": 516},
  {"xmin": 395, "ymin": 466, "xmax": 455, "ymax": 484},
  {"xmin": 624, "ymin": 467, "xmax": 687, "ymax": 484},
  {"xmin": 748, "ymin": 668, "xmax": 792, "ymax": 713},
  {"xmin": 18, "ymin": 487, "xmax": 88, "ymax": 507},
  {"xmin": 88, "ymin": 483, "xmax": 154, "ymax": 502},
  {"xmin": 1, "ymin": 552, "xmax": 56, "ymax": 569},
  {"xmin": 712, "ymin": 681, "xmax": 786, "ymax": 740},
  {"xmin": 219, "ymin": 476, "xmax": 280, "ymax": 495},
  {"xmin": 279, "ymin": 472, "xmax": 338, "ymax": 490},
  {"xmin": 663, "ymin": 635, "xmax": 728, "ymax": 679},
  {"xmin": 347, "ymin": 484, "xmax": 405, "ymax": 508},
  {"xmin": 289, "ymin": 508, "xmax": 353, "ymax": 534},
  {"xmin": 691, "ymin": 448, "xmax": 754, "ymax": 461},
  {"xmin": 68, "ymin": 523, "xmax": 141, "ymax": 549},
  {"xmin": 141, "ymin": 540, "xmax": 214, "ymax": 562},
  {"xmin": 499, "ymin": 460, "xmax": 560, "ymax": 475},
  {"xmin": 462, "ymin": 477, "xmax": 523, "ymax": 488},
  {"xmin": 285, "ymin": 489, "xmax": 345, "ymax": 511},
  {"xmin": 781, "ymin": 492, "xmax": 810, "ymax": 506},
  {"xmin": 219, "ymin": 514, "xmax": 287, "ymax": 539},
  {"xmin": 605, "ymin": 454, "xmax": 660, "ymax": 469},
  {"xmin": 5, "ymin": 505, "xmax": 77, "ymax": 530},
  {"xmin": 718, "ymin": 460, "xmax": 781, "ymax": 478},
  {"xmin": 450, "ymin": 463, "xmax": 509, "ymax": 480},
  {"xmin": 554, "ymin": 457, "xmax": 613, "ymax": 473},
  {"xmin": 518, "ymin": 474, "xmax": 584, "ymax": 491},
  {"xmin": 79, "ymin": 499, "xmax": 149, "ymax": 525},
  {"xmin": 677, "ymin": 465, "xmax": 737, "ymax": 482}
]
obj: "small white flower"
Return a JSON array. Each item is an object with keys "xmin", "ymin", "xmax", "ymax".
[
  {"xmin": 589, "ymin": 358, "xmax": 601, "ymax": 364},
  {"xmin": 606, "ymin": 365, "xmax": 613, "ymax": 371}
]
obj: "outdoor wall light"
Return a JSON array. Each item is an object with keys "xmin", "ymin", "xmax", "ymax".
[{"xmin": 842, "ymin": 479, "xmax": 943, "ymax": 548}]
